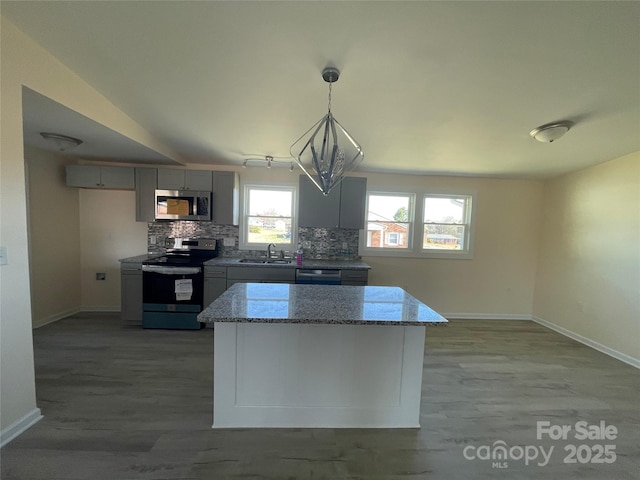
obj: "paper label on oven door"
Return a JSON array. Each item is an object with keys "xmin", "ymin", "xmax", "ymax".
[{"xmin": 175, "ymin": 279, "xmax": 193, "ymax": 301}]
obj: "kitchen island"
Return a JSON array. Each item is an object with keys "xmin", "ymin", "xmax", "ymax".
[{"xmin": 198, "ymin": 283, "xmax": 447, "ymax": 428}]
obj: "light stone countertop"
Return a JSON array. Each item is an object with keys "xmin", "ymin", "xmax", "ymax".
[
  {"xmin": 119, "ymin": 254, "xmax": 370, "ymax": 270},
  {"xmin": 204, "ymin": 257, "xmax": 371, "ymax": 270},
  {"xmin": 198, "ymin": 283, "xmax": 448, "ymax": 327}
]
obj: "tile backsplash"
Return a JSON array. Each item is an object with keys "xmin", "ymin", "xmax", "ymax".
[{"xmin": 147, "ymin": 221, "xmax": 360, "ymax": 259}]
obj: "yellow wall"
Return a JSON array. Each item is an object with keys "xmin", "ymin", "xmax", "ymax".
[
  {"xmin": 25, "ymin": 147, "xmax": 81, "ymax": 327},
  {"xmin": 363, "ymin": 172, "xmax": 543, "ymax": 317},
  {"xmin": 533, "ymin": 151, "xmax": 640, "ymax": 362}
]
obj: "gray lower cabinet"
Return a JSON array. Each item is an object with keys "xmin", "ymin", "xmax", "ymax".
[
  {"xmin": 204, "ymin": 266, "xmax": 228, "ymax": 329},
  {"xmin": 298, "ymin": 175, "xmax": 367, "ymax": 229},
  {"xmin": 204, "ymin": 266, "xmax": 228, "ymax": 306},
  {"xmin": 226, "ymin": 266, "xmax": 296, "ymax": 289},
  {"xmin": 341, "ymin": 269, "xmax": 369, "ymax": 286},
  {"xmin": 121, "ymin": 263, "xmax": 143, "ymax": 326}
]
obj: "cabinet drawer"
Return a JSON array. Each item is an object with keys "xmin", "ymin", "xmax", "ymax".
[
  {"xmin": 227, "ymin": 267, "xmax": 295, "ymax": 282},
  {"xmin": 341, "ymin": 269, "xmax": 369, "ymax": 284},
  {"xmin": 204, "ymin": 267, "xmax": 227, "ymax": 278}
]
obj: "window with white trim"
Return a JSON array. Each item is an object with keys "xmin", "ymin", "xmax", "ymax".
[
  {"xmin": 363, "ymin": 193, "xmax": 414, "ymax": 250},
  {"xmin": 241, "ymin": 185, "xmax": 296, "ymax": 248},
  {"xmin": 360, "ymin": 190, "xmax": 474, "ymax": 258},
  {"xmin": 422, "ymin": 195, "xmax": 472, "ymax": 253}
]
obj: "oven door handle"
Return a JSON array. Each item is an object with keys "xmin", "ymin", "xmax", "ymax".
[{"xmin": 142, "ymin": 265, "xmax": 202, "ymax": 275}]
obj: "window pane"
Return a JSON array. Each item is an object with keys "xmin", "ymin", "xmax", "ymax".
[
  {"xmin": 423, "ymin": 197, "xmax": 466, "ymax": 224},
  {"xmin": 245, "ymin": 186, "xmax": 294, "ymax": 246},
  {"xmin": 366, "ymin": 194, "xmax": 411, "ymax": 249},
  {"xmin": 367, "ymin": 195, "xmax": 410, "ymax": 222},
  {"xmin": 248, "ymin": 189, "xmax": 292, "ymax": 216},
  {"xmin": 248, "ymin": 216, "xmax": 292, "ymax": 244},
  {"xmin": 423, "ymin": 225, "xmax": 465, "ymax": 250}
]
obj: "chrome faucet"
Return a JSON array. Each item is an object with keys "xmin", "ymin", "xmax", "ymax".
[{"xmin": 267, "ymin": 243, "xmax": 277, "ymax": 259}]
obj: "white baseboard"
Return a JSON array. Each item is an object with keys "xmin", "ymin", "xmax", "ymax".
[
  {"xmin": 0, "ymin": 408, "xmax": 42, "ymax": 447},
  {"xmin": 532, "ymin": 315, "xmax": 640, "ymax": 369},
  {"xmin": 442, "ymin": 313, "xmax": 533, "ymax": 321},
  {"xmin": 80, "ymin": 306, "xmax": 121, "ymax": 313},
  {"xmin": 33, "ymin": 307, "xmax": 80, "ymax": 329}
]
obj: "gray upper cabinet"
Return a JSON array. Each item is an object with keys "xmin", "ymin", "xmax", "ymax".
[
  {"xmin": 135, "ymin": 168, "xmax": 157, "ymax": 223},
  {"xmin": 66, "ymin": 165, "xmax": 135, "ymax": 189},
  {"xmin": 212, "ymin": 171, "xmax": 239, "ymax": 225},
  {"xmin": 157, "ymin": 168, "xmax": 213, "ymax": 191},
  {"xmin": 298, "ymin": 175, "xmax": 367, "ymax": 229}
]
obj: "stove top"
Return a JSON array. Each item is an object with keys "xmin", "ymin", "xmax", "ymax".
[{"xmin": 143, "ymin": 238, "xmax": 218, "ymax": 267}]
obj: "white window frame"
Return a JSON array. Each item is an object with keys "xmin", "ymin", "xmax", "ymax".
[
  {"xmin": 359, "ymin": 191, "xmax": 415, "ymax": 256},
  {"xmin": 421, "ymin": 194, "xmax": 473, "ymax": 258},
  {"xmin": 240, "ymin": 184, "xmax": 297, "ymax": 251},
  {"xmin": 359, "ymin": 189, "xmax": 475, "ymax": 259}
]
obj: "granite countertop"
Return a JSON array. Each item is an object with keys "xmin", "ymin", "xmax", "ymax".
[
  {"xmin": 198, "ymin": 283, "xmax": 447, "ymax": 327},
  {"xmin": 119, "ymin": 254, "xmax": 370, "ymax": 270},
  {"xmin": 204, "ymin": 257, "xmax": 371, "ymax": 270}
]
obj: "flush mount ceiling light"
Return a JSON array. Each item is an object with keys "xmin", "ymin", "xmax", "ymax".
[
  {"xmin": 290, "ymin": 67, "xmax": 364, "ymax": 195},
  {"xmin": 529, "ymin": 121, "xmax": 573, "ymax": 143},
  {"xmin": 40, "ymin": 132, "xmax": 83, "ymax": 151}
]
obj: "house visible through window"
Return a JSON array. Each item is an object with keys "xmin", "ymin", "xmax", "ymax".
[
  {"xmin": 365, "ymin": 194, "xmax": 413, "ymax": 250},
  {"xmin": 422, "ymin": 195, "xmax": 472, "ymax": 252},
  {"xmin": 242, "ymin": 185, "xmax": 295, "ymax": 248},
  {"xmin": 361, "ymin": 190, "xmax": 474, "ymax": 258}
]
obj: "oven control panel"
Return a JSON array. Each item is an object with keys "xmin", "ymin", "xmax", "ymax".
[{"xmin": 169, "ymin": 238, "xmax": 218, "ymax": 251}]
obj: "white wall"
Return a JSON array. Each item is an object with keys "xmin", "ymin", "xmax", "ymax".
[
  {"xmin": 25, "ymin": 147, "xmax": 81, "ymax": 327},
  {"xmin": 533, "ymin": 151, "xmax": 640, "ymax": 364}
]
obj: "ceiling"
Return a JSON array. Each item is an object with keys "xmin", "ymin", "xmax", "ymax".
[{"xmin": 4, "ymin": 1, "xmax": 640, "ymax": 178}]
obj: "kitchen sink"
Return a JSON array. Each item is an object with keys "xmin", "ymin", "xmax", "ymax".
[{"xmin": 238, "ymin": 259, "xmax": 292, "ymax": 264}]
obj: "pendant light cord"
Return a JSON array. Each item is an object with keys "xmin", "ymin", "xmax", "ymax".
[{"xmin": 328, "ymin": 82, "xmax": 332, "ymax": 114}]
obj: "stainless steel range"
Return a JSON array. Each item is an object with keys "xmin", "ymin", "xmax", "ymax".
[{"xmin": 142, "ymin": 238, "xmax": 218, "ymax": 329}]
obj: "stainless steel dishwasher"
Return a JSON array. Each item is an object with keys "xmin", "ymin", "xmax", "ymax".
[{"xmin": 295, "ymin": 269, "xmax": 342, "ymax": 285}]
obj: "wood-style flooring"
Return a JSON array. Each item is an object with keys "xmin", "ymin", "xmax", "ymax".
[{"xmin": 2, "ymin": 313, "xmax": 638, "ymax": 479}]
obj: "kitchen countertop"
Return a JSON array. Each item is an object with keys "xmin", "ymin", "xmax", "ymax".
[
  {"xmin": 198, "ymin": 283, "xmax": 447, "ymax": 327},
  {"xmin": 119, "ymin": 254, "xmax": 370, "ymax": 270},
  {"xmin": 204, "ymin": 257, "xmax": 371, "ymax": 270}
]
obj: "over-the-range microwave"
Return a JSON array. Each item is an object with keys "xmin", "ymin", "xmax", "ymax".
[{"xmin": 154, "ymin": 190, "xmax": 212, "ymax": 221}]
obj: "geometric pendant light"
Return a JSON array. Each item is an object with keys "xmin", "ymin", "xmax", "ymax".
[{"xmin": 290, "ymin": 67, "xmax": 364, "ymax": 195}]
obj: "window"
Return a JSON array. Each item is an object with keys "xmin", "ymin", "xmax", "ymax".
[
  {"xmin": 360, "ymin": 190, "xmax": 474, "ymax": 258},
  {"xmin": 422, "ymin": 195, "xmax": 472, "ymax": 253},
  {"xmin": 242, "ymin": 185, "xmax": 296, "ymax": 248},
  {"xmin": 364, "ymin": 193, "xmax": 414, "ymax": 250}
]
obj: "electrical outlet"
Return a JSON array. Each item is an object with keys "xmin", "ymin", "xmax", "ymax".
[
  {"xmin": 223, "ymin": 237, "xmax": 235, "ymax": 247},
  {"xmin": 96, "ymin": 272, "xmax": 106, "ymax": 281},
  {"xmin": 150, "ymin": 235, "xmax": 157, "ymax": 245}
]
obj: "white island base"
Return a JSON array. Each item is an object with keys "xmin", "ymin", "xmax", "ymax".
[{"xmin": 213, "ymin": 322, "xmax": 426, "ymax": 429}]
